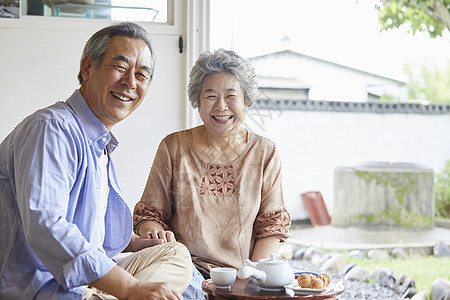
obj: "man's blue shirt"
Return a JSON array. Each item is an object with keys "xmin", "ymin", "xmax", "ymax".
[{"xmin": 0, "ymin": 90, "xmax": 132, "ymax": 299}]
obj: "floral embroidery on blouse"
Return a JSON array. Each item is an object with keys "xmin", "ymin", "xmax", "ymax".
[
  {"xmin": 133, "ymin": 201, "xmax": 169, "ymax": 233},
  {"xmin": 200, "ymin": 164, "xmax": 235, "ymax": 196},
  {"xmin": 254, "ymin": 208, "xmax": 291, "ymax": 241}
]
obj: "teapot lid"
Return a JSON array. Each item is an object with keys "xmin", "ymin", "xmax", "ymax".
[{"xmin": 258, "ymin": 254, "xmax": 288, "ymax": 265}]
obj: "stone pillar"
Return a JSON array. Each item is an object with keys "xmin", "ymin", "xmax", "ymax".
[{"xmin": 332, "ymin": 162, "xmax": 434, "ymax": 230}]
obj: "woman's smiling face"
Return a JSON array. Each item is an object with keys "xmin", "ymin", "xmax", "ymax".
[
  {"xmin": 198, "ymin": 72, "xmax": 248, "ymax": 138},
  {"xmin": 80, "ymin": 35, "xmax": 153, "ymax": 130}
]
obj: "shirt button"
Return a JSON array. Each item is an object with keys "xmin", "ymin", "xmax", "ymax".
[
  {"xmin": 102, "ymin": 137, "xmax": 107, "ymax": 142},
  {"xmin": 89, "ymin": 139, "xmax": 93, "ymax": 145}
]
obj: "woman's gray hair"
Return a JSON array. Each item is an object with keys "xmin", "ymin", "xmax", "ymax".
[
  {"xmin": 77, "ymin": 22, "xmax": 155, "ymax": 84},
  {"xmin": 188, "ymin": 49, "xmax": 258, "ymax": 108}
]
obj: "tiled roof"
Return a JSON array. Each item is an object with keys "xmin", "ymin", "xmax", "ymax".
[{"xmin": 252, "ymin": 99, "xmax": 450, "ymax": 114}]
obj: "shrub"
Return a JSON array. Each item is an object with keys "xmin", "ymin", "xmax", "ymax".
[{"xmin": 435, "ymin": 160, "xmax": 450, "ymax": 219}]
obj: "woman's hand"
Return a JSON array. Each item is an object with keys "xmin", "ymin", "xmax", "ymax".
[
  {"xmin": 145, "ymin": 229, "xmax": 176, "ymax": 243},
  {"xmin": 134, "ymin": 220, "xmax": 176, "ymax": 247},
  {"xmin": 123, "ymin": 233, "xmax": 167, "ymax": 252}
]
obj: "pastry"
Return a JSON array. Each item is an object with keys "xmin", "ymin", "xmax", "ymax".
[
  {"xmin": 318, "ymin": 273, "xmax": 331, "ymax": 286},
  {"xmin": 296, "ymin": 273, "xmax": 331, "ymax": 289},
  {"xmin": 297, "ymin": 273, "xmax": 312, "ymax": 288},
  {"xmin": 310, "ymin": 277, "xmax": 325, "ymax": 289}
]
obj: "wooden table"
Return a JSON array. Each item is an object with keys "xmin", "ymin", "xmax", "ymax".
[{"xmin": 202, "ymin": 278, "xmax": 345, "ymax": 299}]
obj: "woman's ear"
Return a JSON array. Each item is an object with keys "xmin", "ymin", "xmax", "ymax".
[{"xmin": 244, "ymin": 100, "xmax": 249, "ymax": 112}]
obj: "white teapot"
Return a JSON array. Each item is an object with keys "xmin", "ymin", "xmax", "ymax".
[{"xmin": 237, "ymin": 254, "xmax": 295, "ymax": 291}]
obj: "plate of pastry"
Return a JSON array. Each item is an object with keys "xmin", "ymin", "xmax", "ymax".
[{"xmin": 285, "ymin": 272, "xmax": 334, "ymax": 295}]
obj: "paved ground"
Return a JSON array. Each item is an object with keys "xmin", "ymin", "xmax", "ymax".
[{"xmin": 287, "ymin": 224, "xmax": 450, "ymax": 254}]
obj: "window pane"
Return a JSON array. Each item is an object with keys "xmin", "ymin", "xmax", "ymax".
[
  {"xmin": 25, "ymin": 0, "xmax": 167, "ymax": 23},
  {"xmin": 0, "ymin": 0, "xmax": 20, "ymax": 18}
]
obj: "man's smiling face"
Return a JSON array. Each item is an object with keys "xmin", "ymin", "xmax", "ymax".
[{"xmin": 80, "ymin": 35, "xmax": 153, "ymax": 130}]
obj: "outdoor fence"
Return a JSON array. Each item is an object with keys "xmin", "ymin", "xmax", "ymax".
[{"xmin": 247, "ymin": 99, "xmax": 450, "ymax": 220}]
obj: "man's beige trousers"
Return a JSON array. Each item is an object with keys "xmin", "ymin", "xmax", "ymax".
[{"xmin": 83, "ymin": 242, "xmax": 192, "ymax": 299}]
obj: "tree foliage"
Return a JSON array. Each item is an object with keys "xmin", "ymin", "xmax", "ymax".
[
  {"xmin": 403, "ymin": 61, "xmax": 450, "ymax": 103},
  {"xmin": 376, "ymin": 0, "xmax": 450, "ymax": 38},
  {"xmin": 435, "ymin": 160, "xmax": 450, "ymax": 219},
  {"xmin": 380, "ymin": 61, "xmax": 450, "ymax": 103}
]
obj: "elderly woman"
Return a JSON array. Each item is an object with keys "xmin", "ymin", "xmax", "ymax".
[{"xmin": 133, "ymin": 49, "xmax": 291, "ymax": 297}]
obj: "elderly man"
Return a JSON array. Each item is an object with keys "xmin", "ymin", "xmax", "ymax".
[{"xmin": 0, "ymin": 22, "xmax": 192, "ymax": 300}]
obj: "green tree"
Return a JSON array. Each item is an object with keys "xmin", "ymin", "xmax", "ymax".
[
  {"xmin": 403, "ymin": 61, "xmax": 450, "ymax": 103},
  {"xmin": 376, "ymin": 0, "xmax": 450, "ymax": 38}
]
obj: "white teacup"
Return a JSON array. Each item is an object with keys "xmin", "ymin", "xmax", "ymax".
[{"xmin": 210, "ymin": 267, "xmax": 237, "ymax": 289}]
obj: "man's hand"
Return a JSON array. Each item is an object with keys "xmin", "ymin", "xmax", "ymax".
[{"xmin": 90, "ymin": 265, "xmax": 182, "ymax": 300}]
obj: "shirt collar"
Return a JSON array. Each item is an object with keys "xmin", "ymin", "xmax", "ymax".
[{"xmin": 67, "ymin": 90, "xmax": 119, "ymax": 154}]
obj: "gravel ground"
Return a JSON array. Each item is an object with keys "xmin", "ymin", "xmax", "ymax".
[{"xmin": 288, "ymin": 259, "xmax": 406, "ymax": 299}]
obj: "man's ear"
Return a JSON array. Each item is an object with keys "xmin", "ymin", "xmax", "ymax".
[{"xmin": 80, "ymin": 55, "xmax": 93, "ymax": 82}]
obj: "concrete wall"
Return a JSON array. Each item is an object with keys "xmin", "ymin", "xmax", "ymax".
[{"xmin": 245, "ymin": 101, "xmax": 450, "ymax": 220}]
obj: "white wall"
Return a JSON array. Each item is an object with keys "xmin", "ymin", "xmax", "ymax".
[
  {"xmin": 250, "ymin": 52, "xmax": 407, "ymax": 102},
  {"xmin": 244, "ymin": 108, "xmax": 450, "ymax": 220}
]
